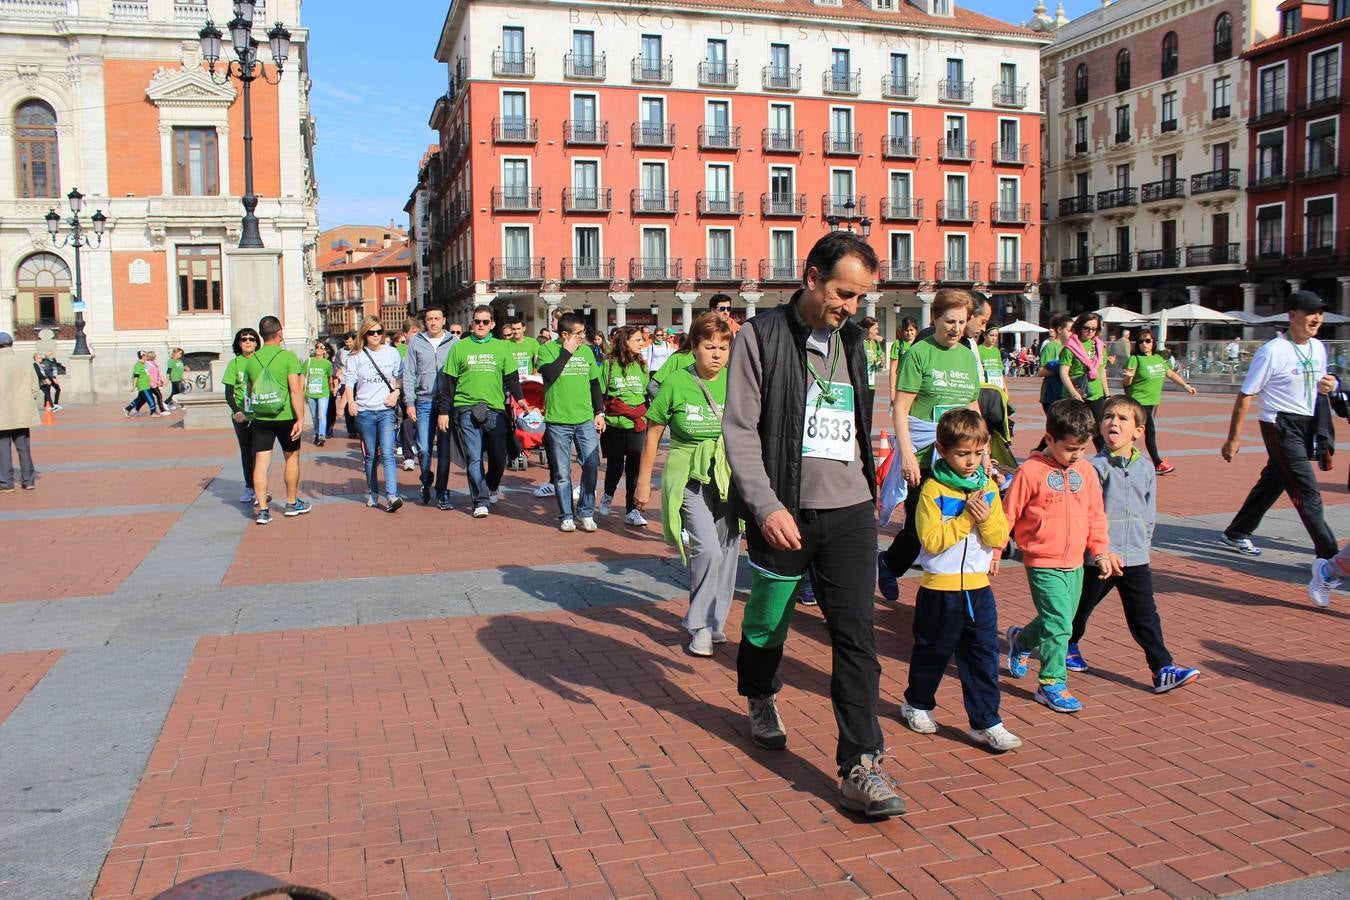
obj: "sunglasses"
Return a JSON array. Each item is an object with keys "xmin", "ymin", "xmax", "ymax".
[
  {"xmin": 240, "ymin": 336, "xmax": 257, "ymax": 343},
  {"xmin": 715, "ymin": 306, "xmax": 732, "ymax": 312},
  {"xmin": 472, "ymin": 319, "xmax": 492, "ymax": 325},
  {"xmin": 368, "ymin": 329, "xmax": 384, "ymax": 335}
]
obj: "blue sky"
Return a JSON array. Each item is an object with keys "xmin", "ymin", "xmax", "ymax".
[{"xmin": 306, "ymin": 0, "xmax": 1100, "ymax": 231}]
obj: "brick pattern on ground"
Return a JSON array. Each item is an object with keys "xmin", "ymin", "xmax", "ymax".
[
  {"xmin": 0, "ymin": 512, "xmax": 182, "ymax": 603},
  {"xmin": 0, "ymin": 649, "xmax": 62, "ymax": 725}
]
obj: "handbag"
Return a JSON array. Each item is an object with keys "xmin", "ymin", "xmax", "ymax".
[{"xmin": 360, "ymin": 348, "xmax": 397, "ymax": 401}]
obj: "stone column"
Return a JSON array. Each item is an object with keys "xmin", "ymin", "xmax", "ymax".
[
  {"xmin": 1186, "ymin": 285, "xmax": 1203, "ymax": 343},
  {"xmin": 740, "ymin": 291, "xmax": 764, "ymax": 321},
  {"xmin": 227, "ymin": 249, "xmax": 283, "ymax": 334},
  {"xmin": 917, "ymin": 291, "xmax": 936, "ymax": 329},
  {"xmin": 1241, "ymin": 282, "xmax": 1258, "ymax": 341},
  {"xmin": 608, "ymin": 292, "xmax": 633, "ymax": 328},
  {"xmin": 1024, "ymin": 287, "xmax": 1043, "ymax": 353},
  {"xmin": 863, "ymin": 292, "xmax": 881, "ymax": 319},
  {"xmin": 1138, "ymin": 287, "xmax": 1154, "ymax": 316},
  {"xmin": 1288, "ymin": 278, "xmax": 1303, "ymax": 294},
  {"xmin": 539, "ymin": 291, "xmax": 566, "ymax": 331},
  {"xmin": 1095, "ymin": 290, "xmax": 1111, "ymax": 309},
  {"xmin": 1338, "ymin": 277, "xmax": 1350, "ymax": 318},
  {"xmin": 677, "ymin": 291, "xmax": 700, "ymax": 331}
]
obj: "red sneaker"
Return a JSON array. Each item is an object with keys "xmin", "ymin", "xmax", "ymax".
[{"xmin": 1156, "ymin": 460, "xmax": 1176, "ymax": 475}]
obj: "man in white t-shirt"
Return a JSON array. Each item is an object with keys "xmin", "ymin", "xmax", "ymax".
[{"xmin": 1219, "ymin": 291, "xmax": 1338, "ymax": 560}]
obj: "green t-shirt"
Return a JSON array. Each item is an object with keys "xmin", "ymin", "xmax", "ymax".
[
  {"xmin": 1038, "ymin": 338, "xmax": 1064, "ymax": 403},
  {"xmin": 1060, "ymin": 343, "xmax": 1108, "ymax": 401},
  {"xmin": 243, "ymin": 346, "xmax": 303, "ymax": 421},
  {"xmin": 651, "ymin": 350, "xmax": 695, "ymax": 386},
  {"xmin": 132, "ymin": 361, "xmax": 150, "ymax": 390},
  {"xmin": 647, "ymin": 365, "xmax": 727, "ymax": 448},
  {"xmin": 889, "ymin": 340, "xmax": 913, "ymax": 362},
  {"xmin": 601, "ymin": 360, "xmax": 649, "ymax": 430},
  {"xmin": 864, "ymin": 339, "xmax": 886, "ymax": 389},
  {"xmin": 978, "ymin": 345, "xmax": 1004, "ymax": 386},
  {"xmin": 304, "ymin": 357, "xmax": 333, "ymax": 399},
  {"xmin": 221, "ymin": 355, "xmax": 247, "ymax": 409},
  {"xmin": 442, "ymin": 337, "xmax": 514, "ymax": 410},
  {"xmin": 895, "ymin": 337, "xmax": 981, "ymax": 467},
  {"xmin": 537, "ymin": 340, "xmax": 600, "ymax": 424},
  {"xmin": 1125, "ymin": 353, "xmax": 1171, "ymax": 407},
  {"xmin": 168, "ymin": 359, "xmax": 184, "ymax": 381},
  {"xmin": 507, "ymin": 337, "xmax": 540, "ymax": 379}
]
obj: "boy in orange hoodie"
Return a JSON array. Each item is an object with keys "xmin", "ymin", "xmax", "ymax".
[{"xmin": 1000, "ymin": 399, "xmax": 1122, "ymax": 712}]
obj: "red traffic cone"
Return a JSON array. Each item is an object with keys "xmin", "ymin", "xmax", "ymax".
[
  {"xmin": 41, "ymin": 401, "xmax": 54, "ymax": 426},
  {"xmin": 878, "ymin": 429, "xmax": 890, "ymax": 453}
]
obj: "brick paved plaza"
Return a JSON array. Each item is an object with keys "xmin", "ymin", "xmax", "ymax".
[{"xmin": 1, "ymin": 384, "xmax": 1348, "ymax": 899}]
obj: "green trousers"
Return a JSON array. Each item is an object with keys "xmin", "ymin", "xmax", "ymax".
[
  {"xmin": 1016, "ymin": 566, "xmax": 1084, "ymax": 686},
  {"xmin": 740, "ymin": 564, "xmax": 803, "ymax": 649}
]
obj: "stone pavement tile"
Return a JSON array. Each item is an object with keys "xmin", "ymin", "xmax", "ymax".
[
  {"xmin": 35, "ymin": 435, "xmax": 228, "ymax": 466},
  {"xmin": 0, "ymin": 466, "xmax": 219, "ymax": 511},
  {"xmin": 0, "ymin": 649, "xmax": 61, "ymax": 725},
  {"xmin": 0, "ymin": 513, "xmax": 181, "ymax": 603}
]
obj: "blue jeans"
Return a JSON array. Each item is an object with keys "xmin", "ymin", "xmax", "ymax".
[
  {"xmin": 307, "ymin": 396, "xmax": 329, "ymax": 439},
  {"xmin": 545, "ymin": 420, "xmax": 599, "ymax": 520},
  {"xmin": 413, "ymin": 398, "xmax": 451, "ymax": 491},
  {"xmin": 355, "ymin": 407, "xmax": 398, "ymax": 500},
  {"xmin": 456, "ymin": 407, "xmax": 508, "ymax": 507}
]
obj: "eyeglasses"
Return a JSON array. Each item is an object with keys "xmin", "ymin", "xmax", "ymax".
[
  {"xmin": 715, "ymin": 306, "xmax": 732, "ymax": 312},
  {"xmin": 1080, "ymin": 325, "xmax": 1099, "ymax": 332},
  {"xmin": 240, "ymin": 336, "xmax": 257, "ymax": 343},
  {"xmin": 368, "ymin": 329, "xmax": 384, "ymax": 335},
  {"xmin": 472, "ymin": 319, "xmax": 492, "ymax": 325}
]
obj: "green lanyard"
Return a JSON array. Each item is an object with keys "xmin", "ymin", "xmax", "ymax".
[
  {"xmin": 804, "ymin": 332, "xmax": 841, "ymax": 406},
  {"xmin": 1290, "ymin": 338, "xmax": 1315, "ymax": 410}
]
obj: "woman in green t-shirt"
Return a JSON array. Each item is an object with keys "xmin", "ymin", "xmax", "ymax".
[
  {"xmin": 859, "ymin": 316, "xmax": 887, "ymax": 414},
  {"xmin": 634, "ymin": 312, "xmax": 738, "ymax": 658},
  {"xmin": 1122, "ymin": 327, "xmax": 1196, "ymax": 475},
  {"xmin": 304, "ymin": 342, "xmax": 335, "ymax": 447},
  {"xmin": 888, "ymin": 316, "xmax": 919, "ymax": 407},
  {"xmin": 599, "ymin": 326, "xmax": 651, "ymax": 525},
  {"xmin": 222, "ymin": 327, "xmax": 261, "ymax": 504},
  {"xmin": 1059, "ymin": 312, "xmax": 1110, "ymax": 450}
]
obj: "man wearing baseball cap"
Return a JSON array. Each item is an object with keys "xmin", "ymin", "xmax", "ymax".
[{"xmin": 1220, "ymin": 290, "xmax": 1338, "ymax": 564}]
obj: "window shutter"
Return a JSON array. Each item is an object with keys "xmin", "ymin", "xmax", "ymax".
[
  {"xmin": 204, "ymin": 128, "xmax": 219, "ymax": 195},
  {"xmin": 173, "ymin": 129, "xmax": 188, "ymax": 195},
  {"xmin": 1306, "ymin": 198, "xmax": 1333, "ymax": 217}
]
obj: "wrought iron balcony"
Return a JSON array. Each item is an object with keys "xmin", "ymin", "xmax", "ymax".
[
  {"xmin": 1247, "ymin": 238, "xmax": 1285, "ymax": 263},
  {"xmin": 879, "ymin": 260, "xmax": 924, "ymax": 283},
  {"xmin": 695, "ymin": 259, "xmax": 747, "ymax": 282},
  {"xmin": 1094, "ymin": 252, "xmax": 1132, "ymax": 274},
  {"xmin": 698, "ymin": 60, "xmax": 738, "ymax": 87},
  {"xmin": 1186, "ymin": 243, "xmax": 1240, "ymax": 266},
  {"xmin": 1211, "ymin": 105, "xmax": 1231, "ymax": 120},
  {"xmin": 823, "ymin": 69, "xmax": 861, "ymax": 95},
  {"xmin": 881, "ymin": 197, "xmax": 922, "ymax": 221},
  {"xmin": 1141, "ymin": 179, "xmax": 1185, "ymax": 203},
  {"xmin": 938, "ymin": 138, "xmax": 976, "ymax": 161},
  {"xmin": 629, "ymin": 189, "xmax": 678, "ymax": 214},
  {"xmin": 492, "ymin": 117, "xmax": 537, "ymax": 143},
  {"xmin": 629, "ymin": 257, "xmax": 682, "ymax": 281},
  {"xmin": 991, "ymin": 202, "xmax": 1030, "ymax": 225},
  {"xmin": 563, "ymin": 120, "xmax": 608, "ymax": 145},
  {"xmin": 1249, "ymin": 97, "xmax": 1287, "ymax": 124},
  {"xmin": 1159, "ymin": 118, "xmax": 1178, "ymax": 133},
  {"xmin": 1097, "ymin": 187, "xmax": 1138, "ymax": 210},
  {"xmin": 698, "ymin": 125, "xmax": 741, "ymax": 151},
  {"xmin": 993, "ymin": 84, "xmax": 1028, "ymax": 108},
  {"xmin": 490, "ymin": 257, "xmax": 545, "ymax": 282},
  {"xmin": 560, "ymin": 257, "xmax": 615, "ymax": 282},
  {"xmin": 762, "ymin": 127, "xmax": 803, "ymax": 153},
  {"xmin": 993, "ymin": 142, "xmax": 1028, "ymax": 165},
  {"xmin": 1074, "ymin": 139, "xmax": 1089, "ymax": 154},
  {"xmin": 1191, "ymin": 168, "xmax": 1240, "ymax": 194},
  {"xmin": 938, "ymin": 79, "xmax": 975, "ymax": 103},
  {"xmin": 762, "ymin": 65, "xmax": 801, "ymax": 91},
  {"xmin": 697, "ymin": 191, "xmax": 744, "ymax": 215},
  {"xmin": 1298, "ymin": 86, "xmax": 1342, "ymax": 115},
  {"xmin": 823, "ymin": 131, "xmax": 863, "ymax": 155},
  {"xmin": 935, "ymin": 262, "xmax": 979, "ymax": 283},
  {"xmin": 1137, "ymin": 249, "xmax": 1180, "ymax": 270},
  {"xmin": 760, "ymin": 259, "xmax": 803, "ymax": 282},
  {"xmin": 1115, "ymin": 129, "xmax": 1132, "ymax": 144},
  {"xmin": 1296, "ymin": 159, "xmax": 1340, "ymax": 182},
  {"xmin": 632, "ymin": 122, "xmax": 675, "ymax": 147},
  {"xmin": 562, "ymin": 188, "xmax": 612, "ymax": 213},
  {"xmin": 761, "ymin": 192, "xmax": 806, "ymax": 217},
  {"xmin": 989, "ymin": 263, "xmax": 1032, "ymax": 284},
  {"xmin": 882, "ymin": 74, "xmax": 919, "ymax": 99},
  {"xmin": 882, "ymin": 134, "xmax": 919, "ymax": 159},
  {"xmin": 937, "ymin": 200, "xmax": 977, "ymax": 223},
  {"xmin": 822, "ymin": 194, "xmax": 865, "ymax": 218},
  {"xmin": 1248, "ymin": 169, "xmax": 1287, "ymax": 190},
  {"xmin": 1061, "ymin": 257, "xmax": 1089, "ymax": 277},
  {"xmin": 563, "ymin": 52, "xmax": 606, "ymax": 80},
  {"xmin": 491, "ymin": 186, "xmax": 541, "ymax": 212},
  {"xmin": 632, "ymin": 56, "xmax": 673, "ymax": 83},
  {"xmin": 492, "ymin": 50, "xmax": 535, "ymax": 77}
]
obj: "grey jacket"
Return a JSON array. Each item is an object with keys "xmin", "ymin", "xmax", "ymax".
[
  {"xmin": 1090, "ymin": 449, "xmax": 1155, "ymax": 567},
  {"xmin": 401, "ymin": 331, "xmax": 457, "ymax": 405}
]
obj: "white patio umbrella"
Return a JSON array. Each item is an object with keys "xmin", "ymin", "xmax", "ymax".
[
  {"xmin": 1144, "ymin": 303, "xmax": 1244, "ymax": 324},
  {"xmin": 999, "ymin": 319, "xmax": 1048, "ymax": 334},
  {"xmin": 1093, "ymin": 306, "xmax": 1150, "ymax": 325},
  {"xmin": 1253, "ymin": 311, "xmax": 1350, "ymax": 325}
]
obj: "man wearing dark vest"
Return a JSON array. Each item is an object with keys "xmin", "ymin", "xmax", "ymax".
[{"xmin": 723, "ymin": 231, "xmax": 905, "ymax": 818}]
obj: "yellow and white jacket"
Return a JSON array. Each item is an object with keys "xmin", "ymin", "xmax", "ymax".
[{"xmin": 916, "ymin": 477, "xmax": 1010, "ymax": 591}]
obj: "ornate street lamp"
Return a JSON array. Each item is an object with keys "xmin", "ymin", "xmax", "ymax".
[
  {"xmin": 649, "ymin": 300, "xmax": 660, "ymax": 325},
  {"xmin": 45, "ymin": 187, "xmax": 106, "ymax": 357},
  {"xmin": 829, "ymin": 198, "xmax": 872, "ymax": 240},
  {"xmin": 199, "ymin": 0, "xmax": 291, "ymax": 249}
]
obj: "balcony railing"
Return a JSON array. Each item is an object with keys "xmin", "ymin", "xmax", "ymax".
[
  {"xmin": 698, "ymin": 125, "xmax": 741, "ymax": 151},
  {"xmin": 761, "ymin": 192, "xmax": 806, "ymax": 217},
  {"xmin": 938, "ymin": 138, "xmax": 976, "ymax": 161},
  {"xmin": 1249, "ymin": 169, "xmax": 1287, "ymax": 190},
  {"xmin": 490, "ymin": 257, "xmax": 545, "ymax": 282},
  {"xmin": 1296, "ymin": 159, "xmax": 1340, "ymax": 181},
  {"xmin": 1298, "ymin": 86, "xmax": 1342, "ymax": 114},
  {"xmin": 937, "ymin": 200, "xmax": 977, "ymax": 223},
  {"xmin": 1186, "ymin": 243, "xmax": 1240, "ymax": 266},
  {"xmin": 1094, "ymin": 252, "xmax": 1132, "ymax": 274},
  {"xmin": 1137, "ymin": 249, "xmax": 1181, "ymax": 270},
  {"xmin": 879, "ymin": 260, "xmax": 924, "ymax": 283},
  {"xmin": 1289, "ymin": 232, "xmax": 1339, "ymax": 259},
  {"xmin": 823, "ymin": 131, "xmax": 863, "ymax": 155},
  {"xmin": 882, "ymin": 134, "xmax": 919, "ymax": 159},
  {"xmin": 762, "ymin": 65, "xmax": 801, "ymax": 91},
  {"xmin": 492, "ymin": 50, "xmax": 535, "ymax": 77},
  {"xmin": 989, "ymin": 263, "xmax": 1033, "ymax": 284},
  {"xmin": 1248, "ymin": 238, "xmax": 1285, "ymax": 262},
  {"xmin": 492, "ymin": 117, "xmax": 537, "ymax": 143},
  {"xmin": 993, "ymin": 84, "xmax": 1028, "ymax": 108},
  {"xmin": 993, "ymin": 141, "xmax": 1028, "ymax": 164},
  {"xmin": 762, "ymin": 127, "xmax": 803, "ymax": 153},
  {"xmin": 991, "ymin": 202, "xmax": 1030, "ymax": 225},
  {"xmin": 1159, "ymin": 118, "xmax": 1178, "ymax": 134},
  {"xmin": 760, "ymin": 259, "xmax": 803, "ymax": 282},
  {"xmin": 698, "ymin": 60, "xmax": 738, "ymax": 87},
  {"xmin": 882, "ymin": 74, "xmax": 919, "ymax": 99},
  {"xmin": 823, "ymin": 69, "xmax": 861, "ymax": 94},
  {"xmin": 563, "ymin": 120, "xmax": 608, "ymax": 145},
  {"xmin": 632, "ymin": 122, "xmax": 675, "ymax": 147},
  {"xmin": 629, "ymin": 257, "xmax": 683, "ymax": 281},
  {"xmin": 560, "ymin": 257, "xmax": 615, "ymax": 282},
  {"xmin": 1059, "ymin": 195, "xmax": 1095, "ymax": 216},
  {"xmin": 491, "ymin": 186, "xmax": 541, "ymax": 211},
  {"xmin": 632, "ymin": 56, "xmax": 673, "ymax": 83},
  {"xmin": 1249, "ymin": 97, "xmax": 1287, "ymax": 124},
  {"xmin": 1097, "ymin": 187, "xmax": 1138, "ymax": 210},
  {"xmin": 935, "ymin": 262, "xmax": 979, "ymax": 282},
  {"xmin": 881, "ymin": 197, "xmax": 922, "ymax": 221},
  {"xmin": 1075, "ymin": 86, "xmax": 1089, "ymax": 105},
  {"xmin": 1191, "ymin": 168, "xmax": 1240, "ymax": 194},
  {"xmin": 697, "ymin": 191, "xmax": 744, "ymax": 215},
  {"xmin": 563, "ymin": 52, "xmax": 606, "ymax": 80},
  {"xmin": 1115, "ymin": 129, "xmax": 1132, "ymax": 144},
  {"xmin": 695, "ymin": 259, "xmax": 747, "ymax": 282},
  {"xmin": 1061, "ymin": 257, "xmax": 1089, "ymax": 277},
  {"xmin": 1074, "ymin": 139, "xmax": 1089, "ymax": 154},
  {"xmin": 938, "ymin": 79, "xmax": 975, "ymax": 103},
  {"xmin": 12, "ymin": 316, "xmax": 76, "ymax": 339},
  {"xmin": 562, "ymin": 188, "xmax": 612, "ymax": 213},
  {"xmin": 1141, "ymin": 179, "xmax": 1185, "ymax": 203},
  {"xmin": 1213, "ymin": 40, "xmax": 1231, "ymax": 62},
  {"xmin": 822, "ymin": 194, "xmax": 865, "ymax": 217},
  {"xmin": 1211, "ymin": 105, "xmax": 1231, "ymax": 120},
  {"xmin": 630, "ymin": 189, "xmax": 678, "ymax": 214},
  {"xmin": 1161, "ymin": 55, "xmax": 1178, "ymax": 78}
]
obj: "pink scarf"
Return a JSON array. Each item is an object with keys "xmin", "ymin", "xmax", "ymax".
[{"xmin": 1064, "ymin": 333, "xmax": 1106, "ymax": 381}]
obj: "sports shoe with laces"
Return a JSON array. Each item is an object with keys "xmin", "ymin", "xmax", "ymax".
[
  {"xmin": 240, "ymin": 488, "xmax": 256, "ymax": 504},
  {"xmin": 1309, "ymin": 558, "xmax": 1340, "ymax": 609},
  {"xmin": 840, "ymin": 754, "xmax": 906, "ymax": 818},
  {"xmin": 384, "ymin": 496, "xmax": 403, "ymax": 513},
  {"xmin": 437, "ymin": 492, "xmax": 452, "ymax": 511},
  {"xmin": 747, "ymin": 695, "xmax": 787, "ymax": 750},
  {"xmin": 1035, "ymin": 683, "xmax": 1083, "ymax": 713},
  {"xmin": 1219, "ymin": 533, "xmax": 1261, "ymax": 557},
  {"xmin": 559, "ymin": 518, "xmax": 576, "ymax": 533},
  {"xmin": 255, "ymin": 507, "xmax": 272, "ymax": 525},
  {"xmin": 598, "ymin": 495, "xmax": 613, "ymax": 516},
  {"xmin": 533, "ymin": 483, "xmax": 555, "ymax": 497},
  {"xmin": 472, "ymin": 505, "xmax": 489, "ymax": 518},
  {"xmin": 970, "ymin": 723, "xmax": 1023, "ymax": 752},
  {"xmin": 624, "ymin": 509, "xmax": 647, "ymax": 527},
  {"xmin": 420, "ymin": 485, "xmax": 432, "ymax": 506},
  {"xmin": 489, "ymin": 490, "xmax": 501, "ymax": 504},
  {"xmin": 687, "ymin": 628, "xmax": 713, "ymax": 657},
  {"xmin": 579, "ymin": 516, "xmax": 598, "ymax": 532},
  {"xmin": 401, "ymin": 458, "xmax": 416, "ymax": 471},
  {"xmin": 283, "ymin": 499, "xmax": 312, "ymax": 517},
  {"xmin": 798, "ymin": 579, "xmax": 817, "ymax": 606},
  {"xmin": 1006, "ymin": 626, "xmax": 1030, "ymax": 678},
  {"xmin": 1066, "ymin": 643, "xmax": 1089, "ymax": 672},
  {"xmin": 366, "ymin": 495, "xmax": 379, "ymax": 508},
  {"xmin": 877, "ymin": 552, "xmax": 899, "ymax": 602},
  {"xmin": 1155, "ymin": 459, "xmax": 1176, "ymax": 475},
  {"xmin": 1152, "ymin": 665, "xmax": 1200, "ymax": 693},
  {"xmin": 710, "ymin": 630, "xmax": 728, "ymax": 644},
  {"xmin": 899, "ymin": 702, "xmax": 937, "ymax": 734}
]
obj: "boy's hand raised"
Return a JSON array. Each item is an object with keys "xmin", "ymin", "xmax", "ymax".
[
  {"xmin": 965, "ymin": 491, "xmax": 990, "ymax": 524},
  {"xmin": 1098, "ymin": 553, "xmax": 1125, "ymax": 579}
]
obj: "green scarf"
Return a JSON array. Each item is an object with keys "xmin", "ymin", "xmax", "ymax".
[{"xmin": 932, "ymin": 459, "xmax": 989, "ymax": 493}]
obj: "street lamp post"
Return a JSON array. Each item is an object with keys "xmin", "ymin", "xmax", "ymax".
[
  {"xmin": 199, "ymin": 1, "xmax": 291, "ymax": 249},
  {"xmin": 45, "ymin": 188, "xmax": 106, "ymax": 357},
  {"xmin": 826, "ymin": 198, "xmax": 873, "ymax": 241}
]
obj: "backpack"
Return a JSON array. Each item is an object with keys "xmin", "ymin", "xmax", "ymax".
[{"xmin": 248, "ymin": 348, "xmax": 288, "ymax": 417}]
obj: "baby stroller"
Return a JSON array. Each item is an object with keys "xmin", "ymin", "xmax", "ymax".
[
  {"xmin": 979, "ymin": 383, "xmax": 1017, "ymax": 482},
  {"xmin": 509, "ymin": 376, "xmax": 546, "ymax": 470}
]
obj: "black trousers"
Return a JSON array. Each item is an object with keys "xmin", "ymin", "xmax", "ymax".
[
  {"xmin": 1141, "ymin": 404, "xmax": 1163, "ymax": 466},
  {"xmin": 1086, "ymin": 395, "xmax": 1106, "ymax": 452},
  {"xmin": 737, "ymin": 501, "xmax": 884, "ymax": 774},
  {"xmin": 1225, "ymin": 414, "xmax": 1337, "ymax": 559},
  {"xmin": 882, "ymin": 470, "xmax": 926, "ymax": 578},
  {"xmin": 232, "ymin": 418, "xmax": 255, "ymax": 486},
  {"xmin": 905, "ymin": 585, "xmax": 1002, "ymax": 730},
  {"xmin": 420, "ymin": 412, "xmax": 453, "ymax": 493},
  {"xmin": 601, "ymin": 426, "xmax": 642, "ymax": 511},
  {"xmin": 1071, "ymin": 564, "xmax": 1172, "ymax": 673}
]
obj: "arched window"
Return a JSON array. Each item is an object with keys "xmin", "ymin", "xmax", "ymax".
[
  {"xmin": 1161, "ymin": 31, "xmax": 1179, "ymax": 76},
  {"xmin": 1214, "ymin": 13, "xmax": 1233, "ymax": 61},
  {"xmin": 1074, "ymin": 63, "xmax": 1089, "ymax": 104},
  {"xmin": 14, "ymin": 252, "xmax": 72, "ymax": 328},
  {"xmin": 1115, "ymin": 49, "xmax": 1131, "ymax": 91},
  {"xmin": 14, "ymin": 99, "xmax": 60, "ymax": 199}
]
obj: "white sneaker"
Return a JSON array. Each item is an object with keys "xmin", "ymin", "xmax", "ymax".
[
  {"xmin": 489, "ymin": 490, "xmax": 501, "ymax": 504},
  {"xmin": 579, "ymin": 516, "xmax": 597, "ymax": 533},
  {"xmin": 625, "ymin": 509, "xmax": 648, "ymax": 527},
  {"xmin": 970, "ymin": 723, "xmax": 1023, "ymax": 752},
  {"xmin": 687, "ymin": 628, "xmax": 713, "ymax": 657},
  {"xmin": 401, "ymin": 458, "xmax": 416, "ymax": 471},
  {"xmin": 395, "ymin": 446, "xmax": 403, "ymax": 456},
  {"xmin": 899, "ymin": 702, "xmax": 938, "ymax": 734},
  {"xmin": 532, "ymin": 483, "xmax": 555, "ymax": 497},
  {"xmin": 598, "ymin": 495, "xmax": 613, "ymax": 516},
  {"xmin": 559, "ymin": 518, "xmax": 576, "ymax": 533},
  {"xmin": 1309, "ymin": 558, "xmax": 1340, "ymax": 609},
  {"xmin": 240, "ymin": 488, "xmax": 256, "ymax": 504},
  {"xmin": 472, "ymin": 505, "xmax": 489, "ymax": 519}
]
